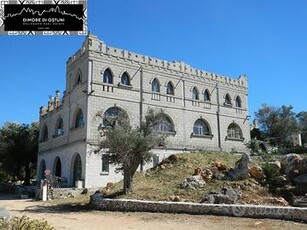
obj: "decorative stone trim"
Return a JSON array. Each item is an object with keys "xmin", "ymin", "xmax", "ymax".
[
  {"xmin": 90, "ymin": 197, "xmax": 307, "ymax": 223},
  {"xmin": 118, "ymin": 83, "xmax": 133, "ymax": 89},
  {"xmin": 225, "ymin": 136, "xmax": 245, "ymax": 142},
  {"xmin": 191, "ymin": 133, "xmax": 213, "ymax": 139}
]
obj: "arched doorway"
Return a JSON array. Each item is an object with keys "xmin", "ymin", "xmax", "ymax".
[
  {"xmin": 39, "ymin": 159, "xmax": 46, "ymax": 181},
  {"xmin": 54, "ymin": 157, "xmax": 62, "ymax": 178},
  {"xmin": 73, "ymin": 154, "xmax": 82, "ymax": 183}
]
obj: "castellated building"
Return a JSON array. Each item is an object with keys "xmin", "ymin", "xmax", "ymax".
[{"xmin": 37, "ymin": 33, "xmax": 250, "ymax": 188}]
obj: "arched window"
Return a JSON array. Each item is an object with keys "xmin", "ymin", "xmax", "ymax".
[
  {"xmin": 193, "ymin": 119, "xmax": 210, "ymax": 136},
  {"xmin": 204, "ymin": 89, "xmax": 211, "ymax": 101},
  {"xmin": 152, "ymin": 78, "xmax": 160, "ymax": 93},
  {"xmin": 192, "ymin": 87, "xmax": 199, "ymax": 100},
  {"xmin": 75, "ymin": 109, "xmax": 84, "ymax": 128},
  {"xmin": 41, "ymin": 125, "xmax": 48, "ymax": 142},
  {"xmin": 227, "ymin": 123, "xmax": 243, "ymax": 140},
  {"xmin": 121, "ymin": 72, "xmax": 130, "ymax": 85},
  {"xmin": 103, "ymin": 68, "xmax": 113, "ymax": 84},
  {"xmin": 103, "ymin": 107, "xmax": 129, "ymax": 127},
  {"xmin": 55, "ymin": 118, "xmax": 63, "ymax": 136},
  {"xmin": 76, "ymin": 70, "xmax": 82, "ymax": 85},
  {"xmin": 235, "ymin": 96, "xmax": 242, "ymax": 108},
  {"xmin": 154, "ymin": 114, "xmax": 174, "ymax": 133},
  {"xmin": 54, "ymin": 157, "xmax": 62, "ymax": 177},
  {"xmin": 166, "ymin": 81, "xmax": 174, "ymax": 95},
  {"xmin": 225, "ymin": 93, "xmax": 232, "ymax": 105}
]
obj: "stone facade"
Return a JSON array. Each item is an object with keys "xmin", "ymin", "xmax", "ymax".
[{"xmin": 37, "ymin": 33, "xmax": 250, "ymax": 188}]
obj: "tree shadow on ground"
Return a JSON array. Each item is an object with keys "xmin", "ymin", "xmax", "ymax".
[{"xmin": 18, "ymin": 202, "xmax": 92, "ymax": 214}]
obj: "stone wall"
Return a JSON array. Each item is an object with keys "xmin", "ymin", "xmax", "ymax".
[{"xmin": 90, "ymin": 196, "xmax": 307, "ymax": 223}]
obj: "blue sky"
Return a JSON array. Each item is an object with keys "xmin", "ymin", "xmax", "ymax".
[{"xmin": 0, "ymin": 0, "xmax": 306, "ymax": 126}]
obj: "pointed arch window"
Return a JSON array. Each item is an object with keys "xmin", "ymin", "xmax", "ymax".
[
  {"xmin": 152, "ymin": 78, "xmax": 160, "ymax": 93},
  {"xmin": 192, "ymin": 87, "xmax": 199, "ymax": 100},
  {"xmin": 75, "ymin": 109, "xmax": 84, "ymax": 128},
  {"xmin": 225, "ymin": 93, "xmax": 232, "ymax": 106},
  {"xmin": 121, "ymin": 72, "xmax": 131, "ymax": 86},
  {"xmin": 103, "ymin": 68, "xmax": 113, "ymax": 84},
  {"xmin": 193, "ymin": 119, "xmax": 210, "ymax": 136},
  {"xmin": 76, "ymin": 71, "xmax": 82, "ymax": 85},
  {"xmin": 55, "ymin": 118, "xmax": 64, "ymax": 137},
  {"xmin": 166, "ymin": 81, "xmax": 174, "ymax": 95},
  {"xmin": 204, "ymin": 89, "xmax": 211, "ymax": 102},
  {"xmin": 235, "ymin": 96, "xmax": 242, "ymax": 108}
]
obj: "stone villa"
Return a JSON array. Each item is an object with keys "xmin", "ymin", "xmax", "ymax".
[{"xmin": 37, "ymin": 33, "xmax": 250, "ymax": 188}]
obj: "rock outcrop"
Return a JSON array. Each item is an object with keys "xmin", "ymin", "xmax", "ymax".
[
  {"xmin": 227, "ymin": 153, "xmax": 251, "ymax": 180},
  {"xmin": 180, "ymin": 175, "xmax": 206, "ymax": 189},
  {"xmin": 201, "ymin": 187, "xmax": 242, "ymax": 204}
]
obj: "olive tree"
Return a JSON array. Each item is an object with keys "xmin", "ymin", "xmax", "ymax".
[{"xmin": 97, "ymin": 108, "xmax": 166, "ymax": 194}]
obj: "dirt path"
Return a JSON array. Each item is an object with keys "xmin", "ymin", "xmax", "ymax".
[{"xmin": 0, "ymin": 194, "xmax": 306, "ymax": 230}]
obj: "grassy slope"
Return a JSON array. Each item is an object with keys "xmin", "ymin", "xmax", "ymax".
[{"xmin": 103, "ymin": 152, "xmax": 278, "ymax": 205}]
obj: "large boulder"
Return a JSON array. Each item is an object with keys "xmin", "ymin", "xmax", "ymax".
[
  {"xmin": 273, "ymin": 175, "xmax": 288, "ymax": 187},
  {"xmin": 298, "ymin": 158, "xmax": 307, "ymax": 175},
  {"xmin": 292, "ymin": 195, "xmax": 307, "ymax": 207},
  {"xmin": 227, "ymin": 153, "xmax": 251, "ymax": 180},
  {"xmin": 201, "ymin": 187, "xmax": 242, "ymax": 204},
  {"xmin": 280, "ymin": 153, "xmax": 302, "ymax": 180},
  {"xmin": 180, "ymin": 175, "xmax": 206, "ymax": 189},
  {"xmin": 293, "ymin": 174, "xmax": 307, "ymax": 186},
  {"xmin": 0, "ymin": 207, "xmax": 10, "ymax": 221},
  {"xmin": 249, "ymin": 166, "xmax": 266, "ymax": 181}
]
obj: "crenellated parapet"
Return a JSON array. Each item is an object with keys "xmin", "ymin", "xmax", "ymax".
[
  {"xmin": 67, "ymin": 33, "xmax": 248, "ymax": 89},
  {"xmin": 40, "ymin": 90, "xmax": 62, "ymax": 117}
]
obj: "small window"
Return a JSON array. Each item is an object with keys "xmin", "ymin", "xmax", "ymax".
[
  {"xmin": 55, "ymin": 118, "xmax": 63, "ymax": 136},
  {"xmin": 103, "ymin": 68, "xmax": 113, "ymax": 84},
  {"xmin": 225, "ymin": 94, "xmax": 232, "ymax": 105},
  {"xmin": 75, "ymin": 109, "xmax": 84, "ymax": 128},
  {"xmin": 204, "ymin": 89, "xmax": 210, "ymax": 101},
  {"xmin": 193, "ymin": 119, "xmax": 210, "ymax": 136},
  {"xmin": 153, "ymin": 155, "xmax": 160, "ymax": 167},
  {"xmin": 121, "ymin": 72, "xmax": 130, "ymax": 85},
  {"xmin": 192, "ymin": 87, "xmax": 199, "ymax": 100},
  {"xmin": 152, "ymin": 78, "xmax": 160, "ymax": 93},
  {"xmin": 76, "ymin": 72, "xmax": 82, "ymax": 85},
  {"xmin": 166, "ymin": 81, "xmax": 174, "ymax": 95},
  {"xmin": 41, "ymin": 125, "xmax": 48, "ymax": 142},
  {"xmin": 102, "ymin": 155, "xmax": 109, "ymax": 172},
  {"xmin": 235, "ymin": 96, "xmax": 242, "ymax": 108}
]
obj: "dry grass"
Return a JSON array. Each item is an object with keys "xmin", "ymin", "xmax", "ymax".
[{"xmin": 102, "ymin": 152, "xmax": 279, "ymax": 205}]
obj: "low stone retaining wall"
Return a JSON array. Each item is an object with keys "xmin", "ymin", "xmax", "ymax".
[{"xmin": 90, "ymin": 194, "xmax": 307, "ymax": 223}]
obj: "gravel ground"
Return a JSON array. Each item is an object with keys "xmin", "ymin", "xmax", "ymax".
[{"xmin": 0, "ymin": 194, "xmax": 306, "ymax": 230}]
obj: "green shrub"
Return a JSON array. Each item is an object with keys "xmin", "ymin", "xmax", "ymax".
[
  {"xmin": 245, "ymin": 138, "xmax": 263, "ymax": 155},
  {"xmin": 262, "ymin": 162, "xmax": 279, "ymax": 185},
  {"xmin": 285, "ymin": 146, "xmax": 307, "ymax": 155},
  {"xmin": 0, "ymin": 215, "xmax": 55, "ymax": 230}
]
